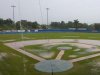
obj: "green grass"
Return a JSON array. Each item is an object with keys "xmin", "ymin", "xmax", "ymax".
[
  {"xmin": 0, "ymin": 43, "xmax": 39, "ymax": 75},
  {"xmin": 0, "ymin": 32, "xmax": 100, "ymax": 75},
  {"xmin": 21, "ymin": 44, "xmax": 60, "ymax": 59},
  {"xmin": 0, "ymin": 32, "xmax": 100, "ymax": 42}
]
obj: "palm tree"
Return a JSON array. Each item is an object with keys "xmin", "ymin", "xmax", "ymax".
[{"xmin": 74, "ymin": 19, "xmax": 79, "ymax": 31}]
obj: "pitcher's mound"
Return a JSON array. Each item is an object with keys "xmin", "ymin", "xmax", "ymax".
[{"xmin": 35, "ymin": 60, "xmax": 73, "ymax": 73}]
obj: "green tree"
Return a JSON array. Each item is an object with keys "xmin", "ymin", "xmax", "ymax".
[
  {"xmin": 40, "ymin": 25, "xmax": 47, "ymax": 29},
  {"xmin": 16, "ymin": 21, "xmax": 20, "ymax": 30},
  {"xmin": 67, "ymin": 21, "xmax": 74, "ymax": 28},
  {"xmin": 74, "ymin": 19, "xmax": 79, "ymax": 30},
  {"xmin": 32, "ymin": 21, "xmax": 39, "ymax": 29},
  {"xmin": 94, "ymin": 23, "xmax": 100, "ymax": 31},
  {"xmin": 0, "ymin": 18, "xmax": 4, "ymax": 25}
]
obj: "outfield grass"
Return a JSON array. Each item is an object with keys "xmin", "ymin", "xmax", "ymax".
[
  {"xmin": 0, "ymin": 32, "xmax": 100, "ymax": 75},
  {"xmin": 0, "ymin": 32, "xmax": 100, "ymax": 41}
]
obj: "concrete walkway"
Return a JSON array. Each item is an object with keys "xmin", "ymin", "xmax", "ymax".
[
  {"xmin": 56, "ymin": 50, "xmax": 65, "ymax": 60},
  {"xmin": 69, "ymin": 53, "xmax": 100, "ymax": 63}
]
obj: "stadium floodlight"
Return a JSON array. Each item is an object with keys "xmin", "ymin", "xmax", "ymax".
[
  {"xmin": 11, "ymin": 5, "xmax": 16, "ymax": 22},
  {"xmin": 46, "ymin": 8, "xmax": 50, "ymax": 43},
  {"xmin": 18, "ymin": 0, "xmax": 24, "ymax": 40},
  {"xmin": 46, "ymin": 8, "xmax": 49, "ymax": 28}
]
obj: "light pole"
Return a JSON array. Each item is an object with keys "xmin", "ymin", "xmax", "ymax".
[
  {"xmin": 11, "ymin": 5, "xmax": 16, "ymax": 22},
  {"xmin": 46, "ymin": 8, "xmax": 49, "ymax": 29},
  {"xmin": 46, "ymin": 8, "xmax": 50, "ymax": 43},
  {"xmin": 18, "ymin": 0, "xmax": 24, "ymax": 40}
]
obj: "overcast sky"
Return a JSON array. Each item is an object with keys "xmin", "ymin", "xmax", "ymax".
[{"xmin": 0, "ymin": 0, "xmax": 100, "ymax": 24}]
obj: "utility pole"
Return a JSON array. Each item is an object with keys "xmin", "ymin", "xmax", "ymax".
[
  {"xmin": 11, "ymin": 5, "xmax": 16, "ymax": 22},
  {"xmin": 46, "ymin": 8, "xmax": 49, "ymax": 29}
]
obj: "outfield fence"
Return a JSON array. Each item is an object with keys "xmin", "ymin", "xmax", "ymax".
[{"xmin": 0, "ymin": 29, "xmax": 100, "ymax": 34}]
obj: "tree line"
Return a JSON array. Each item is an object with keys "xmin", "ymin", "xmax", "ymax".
[
  {"xmin": 50, "ymin": 20, "xmax": 100, "ymax": 31},
  {"xmin": 0, "ymin": 18, "xmax": 48, "ymax": 30},
  {"xmin": 0, "ymin": 18, "xmax": 100, "ymax": 31}
]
